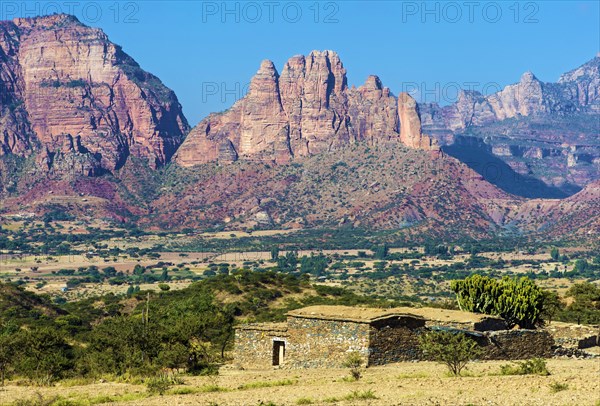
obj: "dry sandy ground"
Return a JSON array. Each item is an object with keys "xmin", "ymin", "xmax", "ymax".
[{"xmin": 1, "ymin": 359, "xmax": 599, "ymax": 406}]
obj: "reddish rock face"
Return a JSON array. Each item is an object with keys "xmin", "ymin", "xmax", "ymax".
[
  {"xmin": 397, "ymin": 93, "xmax": 439, "ymax": 151},
  {"xmin": 175, "ymin": 50, "xmax": 436, "ymax": 166},
  {"xmin": 0, "ymin": 14, "xmax": 189, "ymax": 174}
]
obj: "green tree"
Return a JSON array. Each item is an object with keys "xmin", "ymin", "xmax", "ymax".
[
  {"xmin": 133, "ymin": 264, "xmax": 145, "ymax": 276},
  {"xmin": 562, "ymin": 282, "xmax": 600, "ymax": 324},
  {"xmin": 14, "ymin": 327, "xmax": 74, "ymax": 383},
  {"xmin": 550, "ymin": 248, "xmax": 559, "ymax": 261},
  {"xmin": 373, "ymin": 244, "xmax": 389, "ymax": 260},
  {"xmin": 451, "ymin": 275, "xmax": 545, "ymax": 328},
  {"xmin": 270, "ymin": 247, "xmax": 279, "ymax": 261},
  {"xmin": 0, "ymin": 321, "xmax": 18, "ymax": 386},
  {"xmin": 574, "ymin": 259, "xmax": 588, "ymax": 273},
  {"xmin": 419, "ymin": 330, "xmax": 481, "ymax": 376},
  {"xmin": 540, "ymin": 290, "xmax": 563, "ymax": 324}
]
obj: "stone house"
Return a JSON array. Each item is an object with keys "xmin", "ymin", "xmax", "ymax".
[
  {"xmin": 234, "ymin": 305, "xmax": 556, "ymax": 369},
  {"xmin": 234, "ymin": 305, "xmax": 555, "ymax": 369}
]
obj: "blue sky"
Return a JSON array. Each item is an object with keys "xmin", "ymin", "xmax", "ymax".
[{"xmin": 5, "ymin": 1, "xmax": 599, "ymax": 125}]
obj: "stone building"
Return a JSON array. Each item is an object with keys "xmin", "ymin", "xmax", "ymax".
[{"xmin": 233, "ymin": 305, "xmax": 554, "ymax": 370}]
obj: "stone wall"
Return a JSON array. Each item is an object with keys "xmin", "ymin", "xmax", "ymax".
[
  {"xmin": 477, "ymin": 330, "xmax": 554, "ymax": 360},
  {"xmin": 544, "ymin": 323, "xmax": 599, "ymax": 349},
  {"xmin": 285, "ymin": 316, "xmax": 370, "ymax": 368},
  {"xmin": 233, "ymin": 324, "xmax": 288, "ymax": 369},
  {"xmin": 368, "ymin": 316, "xmax": 426, "ymax": 365},
  {"xmin": 424, "ymin": 317, "xmax": 506, "ymax": 332}
]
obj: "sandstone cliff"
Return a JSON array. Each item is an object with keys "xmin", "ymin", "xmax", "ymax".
[
  {"xmin": 419, "ymin": 55, "xmax": 600, "ymax": 195},
  {"xmin": 0, "ymin": 14, "xmax": 189, "ymax": 175},
  {"xmin": 175, "ymin": 50, "xmax": 439, "ymax": 166}
]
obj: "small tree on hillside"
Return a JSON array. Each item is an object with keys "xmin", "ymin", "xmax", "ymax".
[{"xmin": 419, "ymin": 330, "xmax": 481, "ymax": 376}]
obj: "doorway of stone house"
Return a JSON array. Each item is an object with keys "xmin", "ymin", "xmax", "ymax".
[{"xmin": 272, "ymin": 340, "xmax": 285, "ymax": 366}]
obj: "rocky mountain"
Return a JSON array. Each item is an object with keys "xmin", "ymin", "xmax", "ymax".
[
  {"xmin": 0, "ymin": 14, "xmax": 189, "ymax": 178},
  {"xmin": 420, "ymin": 55, "xmax": 600, "ymax": 197},
  {"xmin": 174, "ymin": 51, "xmax": 439, "ymax": 166},
  {"xmin": 0, "ymin": 14, "xmax": 597, "ymax": 242}
]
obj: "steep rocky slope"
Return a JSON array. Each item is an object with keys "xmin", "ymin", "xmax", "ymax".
[
  {"xmin": 157, "ymin": 143, "xmax": 519, "ymax": 239},
  {"xmin": 0, "ymin": 14, "xmax": 189, "ymax": 177},
  {"xmin": 509, "ymin": 180, "xmax": 600, "ymax": 239},
  {"xmin": 420, "ymin": 56, "xmax": 600, "ymax": 196},
  {"xmin": 174, "ymin": 51, "xmax": 439, "ymax": 166}
]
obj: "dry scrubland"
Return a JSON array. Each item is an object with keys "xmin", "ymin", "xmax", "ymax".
[{"xmin": 1, "ymin": 359, "xmax": 598, "ymax": 406}]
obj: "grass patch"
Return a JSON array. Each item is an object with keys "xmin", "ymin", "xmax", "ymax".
[
  {"xmin": 55, "ymin": 377, "xmax": 97, "ymax": 387},
  {"xmin": 11, "ymin": 392, "xmax": 148, "ymax": 406},
  {"xmin": 89, "ymin": 393, "xmax": 148, "ymax": 403},
  {"xmin": 238, "ymin": 379, "xmax": 297, "ymax": 390},
  {"xmin": 499, "ymin": 358, "xmax": 550, "ymax": 376},
  {"xmin": 198, "ymin": 384, "xmax": 229, "ymax": 393},
  {"xmin": 168, "ymin": 387, "xmax": 199, "ymax": 395},
  {"xmin": 549, "ymin": 382, "xmax": 569, "ymax": 393},
  {"xmin": 343, "ymin": 389, "xmax": 378, "ymax": 401},
  {"xmin": 295, "ymin": 397, "xmax": 314, "ymax": 405}
]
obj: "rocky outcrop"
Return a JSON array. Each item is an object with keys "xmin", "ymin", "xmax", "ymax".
[
  {"xmin": 0, "ymin": 21, "xmax": 35, "ymax": 156},
  {"xmin": 558, "ymin": 53, "xmax": 600, "ymax": 108},
  {"xmin": 0, "ymin": 14, "xmax": 189, "ymax": 174},
  {"xmin": 175, "ymin": 50, "xmax": 437, "ymax": 166},
  {"xmin": 397, "ymin": 93, "xmax": 438, "ymax": 151},
  {"xmin": 346, "ymin": 75, "xmax": 398, "ymax": 144}
]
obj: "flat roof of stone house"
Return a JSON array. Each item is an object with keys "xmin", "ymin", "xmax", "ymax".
[
  {"xmin": 235, "ymin": 322, "xmax": 288, "ymax": 332},
  {"xmin": 286, "ymin": 305, "xmax": 501, "ymax": 324},
  {"xmin": 286, "ymin": 306, "xmax": 426, "ymax": 324},
  {"xmin": 397, "ymin": 307, "xmax": 503, "ymax": 324}
]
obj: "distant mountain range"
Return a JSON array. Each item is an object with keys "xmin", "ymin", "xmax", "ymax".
[
  {"xmin": 420, "ymin": 55, "xmax": 599, "ymax": 197},
  {"xmin": 0, "ymin": 14, "xmax": 597, "ymax": 241}
]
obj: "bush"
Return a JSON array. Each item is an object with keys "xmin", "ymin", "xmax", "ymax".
[
  {"xmin": 500, "ymin": 358, "xmax": 550, "ymax": 376},
  {"xmin": 342, "ymin": 351, "xmax": 363, "ymax": 381},
  {"xmin": 146, "ymin": 373, "xmax": 182, "ymax": 395},
  {"xmin": 419, "ymin": 330, "xmax": 481, "ymax": 376},
  {"xmin": 549, "ymin": 382, "xmax": 569, "ymax": 393}
]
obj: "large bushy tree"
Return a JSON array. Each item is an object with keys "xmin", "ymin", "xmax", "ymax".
[{"xmin": 450, "ymin": 275, "xmax": 545, "ymax": 328}]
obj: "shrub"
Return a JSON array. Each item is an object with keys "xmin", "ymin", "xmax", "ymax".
[
  {"xmin": 500, "ymin": 358, "xmax": 550, "ymax": 376},
  {"xmin": 549, "ymin": 382, "xmax": 569, "ymax": 393},
  {"xmin": 146, "ymin": 373, "xmax": 182, "ymax": 395},
  {"xmin": 342, "ymin": 351, "xmax": 363, "ymax": 381},
  {"xmin": 419, "ymin": 330, "xmax": 481, "ymax": 376}
]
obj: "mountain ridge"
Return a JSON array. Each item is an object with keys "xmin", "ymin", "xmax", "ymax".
[{"xmin": 0, "ymin": 14, "xmax": 597, "ymax": 242}]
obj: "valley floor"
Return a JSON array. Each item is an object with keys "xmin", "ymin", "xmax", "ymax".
[{"xmin": 1, "ymin": 359, "xmax": 599, "ymax": 406}]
